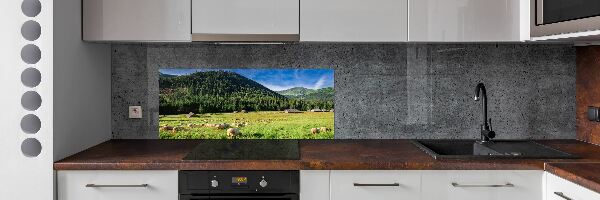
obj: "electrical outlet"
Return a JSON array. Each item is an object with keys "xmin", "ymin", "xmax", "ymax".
[{"xmin": 129, "ymin": 106, "xmax": 142, "ymax": 119}]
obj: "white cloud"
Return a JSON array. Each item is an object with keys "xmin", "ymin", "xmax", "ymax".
[
  {"xmin": 313, "ymin": 75, "xmax": 328, "ymax": 89},
  {"xmin": 260, "ymin": 82, "xmax": 316, "ymax": 91},
  {"xmin": 261, "ymin": 83, "xmax": 294, "ymax": 91}
]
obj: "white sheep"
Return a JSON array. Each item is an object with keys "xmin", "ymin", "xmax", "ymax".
[
  {"xmin": 311, "ymin": 128, "xmax": 320, "ymax": 134},
  {"xmin": 227, "ymin": 128, "xmax": 241, "ymax": 138}
]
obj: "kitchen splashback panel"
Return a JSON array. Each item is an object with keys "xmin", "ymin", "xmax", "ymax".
[{"xmin": 112, "ymin": 43, "xmax": 575, "ymax": 139}]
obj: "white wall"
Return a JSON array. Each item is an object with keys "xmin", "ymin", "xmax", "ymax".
[
  {"xmin": 53, "ymin": 0, "xmax": 111, "ymax": 161},
  {"xmin": 0, "ymin": 0, "xmax": 54, "ymax": 199},
  {"xmin": 0, "ymin": 0, "xmax": 110, "ymax": 199}
]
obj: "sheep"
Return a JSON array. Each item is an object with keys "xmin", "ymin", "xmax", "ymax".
[
  {"xmin": 203, "ymin": 123, "xmax": 214, "ymax": 127},
  {"xmin": 232, "ymin": 122, "xmax": 245, "ymax": 127},
  {"xmin": 214, "ymin": 123, "xmax": 230, "ymax": 129},
  {"xmin": 227, "ymin": 128, "xmax": 241, "ymax": 139},
  {"xmin": 159, "ymin": 126, "xmax": 174, "ymax": 131},
  {"xmin": 187, "ymin": 124, "xmax": 203, "ymax": 128},
  {"xmin": 172, "ymin": 126, "xmax": 184, "ymax": 133},
  {"xmin": 311, "ymin": 128, "xmax": 320, "ymax": 134},
  {"xmin": 185, "ymin": 112, "xmax": 196, "ymax": 118}
]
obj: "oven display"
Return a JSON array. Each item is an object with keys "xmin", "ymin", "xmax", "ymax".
[{"xmin": 232, "ymin": 177, "xmax": 248, "ymax": 186}]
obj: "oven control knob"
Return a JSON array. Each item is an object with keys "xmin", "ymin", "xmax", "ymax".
[
  {"xmin": 211, "ymin": 180, "xmax": 219, "ymax": 188},
  {"xmin": 259, "ymin": 179, "xmax": 268, "ymax": 188}
]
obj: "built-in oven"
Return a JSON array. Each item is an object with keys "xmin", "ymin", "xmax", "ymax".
[
  {"xmin": 532, "ymin": 0, "xmax": 600, "ymax": 37},
  {"xmin": 179, "ymin": 171, "xmax": 299, "ymax": 200}
]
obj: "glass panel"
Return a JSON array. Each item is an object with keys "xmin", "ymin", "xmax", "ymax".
[{"xmin": 542, "ymin": 0, "xmax": 600, "ymax": 24}]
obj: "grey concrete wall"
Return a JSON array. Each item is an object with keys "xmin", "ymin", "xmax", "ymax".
[{"xmin": 112, "ymin": 43, "xmax": 576, "ymax": 139}]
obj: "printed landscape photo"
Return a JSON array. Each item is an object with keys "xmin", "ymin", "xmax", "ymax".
[{"xmin": 159, "ymin": 69, "xmax": 334, "ymax": 139}]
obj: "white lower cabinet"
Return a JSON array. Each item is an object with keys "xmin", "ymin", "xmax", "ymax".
[
  {"xmin": 301, "ymin": 170, "xmax": 330, "ymax": 200},
  {"xmin": 330, "ymin": 170, "xmax": 421, "ymax": 200},
  {"xmin": 320, "ymin": 170, "xmax": 543, "ymax": 200},
  {"xmin": 545, "ymin": 172, "xmax": 600, "ymax": 200},
  {"xmin": 56, "ymin": 170, "xmax": 600, "ymax": 200},
  {"xmin": 421, "ymin": 170, "xmax": 543, "ymax": 200},
  {"xmin": 57, "ymin": 170, "xmax": 178, "ymax": 200}
]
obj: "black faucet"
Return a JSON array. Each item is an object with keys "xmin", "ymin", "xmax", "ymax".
[{"xmin": 474, "ymin": 83, "xmax": 495, "ymax": 142}]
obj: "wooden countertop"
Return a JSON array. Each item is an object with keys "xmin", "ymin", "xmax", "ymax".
[
  {"xmin": 545, "ymin": 162, "xmax": 600, "ymax": 194},
  {"xmin": 54, "ymin": 139, "xmax": 600, "ymax": 170},
  {"xmin": 54, "ymin": 139, "xmax": 600, "ymax": 193}
]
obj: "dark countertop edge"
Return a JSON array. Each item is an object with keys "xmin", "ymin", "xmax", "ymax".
[
  {"xmin": 54, "ymin": 161, "xmax": 544, "ymax": 170},
  {"xmin": 545, "ymin": 162, "xmax": 600, "ymax": 194},
  {"xmin": 52, "ymin": 139, "xmax": 599, "ymax": 189}
]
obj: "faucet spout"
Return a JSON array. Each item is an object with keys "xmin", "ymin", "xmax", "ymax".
[{"xmin": 474, "ymin": 83, "xmax": 495, "ymax": 142}]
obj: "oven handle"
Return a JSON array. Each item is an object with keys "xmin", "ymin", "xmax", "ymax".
[{"xmin": 180, "ymin": 194, "xmax": 298, "ymax": 200}]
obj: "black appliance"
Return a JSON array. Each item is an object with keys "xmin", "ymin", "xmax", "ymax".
[
  {"xmin": 532, "ymin": 0, "xmax": 600, "ymax": 37},
  {"xmin": 536, "ymin": 0, "xmax": 600, "ymax": 25},
  {"xmin": 179, "ymin": 171, "xmax": 299, "ymax": 200}
]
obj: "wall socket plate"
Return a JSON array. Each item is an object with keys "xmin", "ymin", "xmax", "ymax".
[{"xmin": 129, "ymin": 106, "xmax": 142, "ymax": 119}]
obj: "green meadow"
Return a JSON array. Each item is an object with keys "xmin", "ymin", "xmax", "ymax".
[{"xmin": 159, "ymin": 111, "xmax": 334, "ymax": 139}]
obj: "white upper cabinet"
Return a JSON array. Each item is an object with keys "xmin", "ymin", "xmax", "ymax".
[
  {"xmin": 191, "ymin": 0, "xmax": 300, "ymax": 41},
  {"xmin": 83, "ymin": 0, "xmax": 191, "ymax": 42},
  {"xmin": 409, "ymin": 0, "xmax": 530, "ymax": 42},
  {"xmin": 300, "ymin": 0, "xmax": 408, "ymax": 42}
]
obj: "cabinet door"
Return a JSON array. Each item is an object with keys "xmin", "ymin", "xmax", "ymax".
[
  {"xmin": 301, "ymin": 0, "xmax": 408, "ymax": 42},
  {"xmin": 300, "ymin": 170, "xmax": 330, "ymax": 200},
  {"xmin": 409, "ymin": 0, "xmax": 528, "ymax": 42},
  {"xmin": 330, "ymin": 170, "xmax": 420, "ymax": 200},
  {"xmin": 545, "ymin": 172, "xmax": 600, "ymax": 200},
  {"xmin": 421, "ymin": 170, "xmax": 543, "ymax": 200},
  {"xmin": 82, "ymin": 0, "xmax": 191, "ymax": 42},
  {"xmin": 57, "ymin": 170, "xmax": 178, "ymax": 200},
  {"xmin": 192, "ymin": 0, "xmax": 299, "ymax": 40}
]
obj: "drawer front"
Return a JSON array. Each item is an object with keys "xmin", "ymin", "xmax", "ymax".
[
  {"xmin": 57, "ymin": 170, "xmax": 178, "ymax": 200},
  {"xmin": 545, "ymin": 172, "xmax": 600, "ymax": 200},
  {"xmin": 300, "ymin": 170, "xmax": 330, "ymax": 200},
  {"xmin": 422, "ymin": 170, "xmax": 543, "ymax": 200},
  {"xmin": 330, "ymin": 170, "xmax": 420, "ymax": 200}
]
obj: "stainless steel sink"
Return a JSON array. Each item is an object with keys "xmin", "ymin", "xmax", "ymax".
[{"xmin": 411, "ymin": 140, "xmax": 578, "ymax": 160}]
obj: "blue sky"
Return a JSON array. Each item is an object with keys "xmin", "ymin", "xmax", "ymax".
[{"xmin": 159, "ymin": 68, "xmax": 334, "ymax": 91}]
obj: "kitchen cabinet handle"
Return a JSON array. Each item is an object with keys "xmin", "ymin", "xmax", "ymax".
[
  {"xmin": 553, "ymin": 192, "xmax": 573, "ymax": 200},
  {"xmin": 451, "ymin": 182, "xmax": 514, "ymax": 188},
  {"xmin": 353, "ymin": 183, "xmax": 400, "ymax": 187},
  {"xmin": 85, "ymin": 184, "xmax": 149, "ymax": 188}
]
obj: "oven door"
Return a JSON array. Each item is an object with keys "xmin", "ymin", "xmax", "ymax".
[
  {"xmin": 532, "ymin": 0, "xmax": 600, "ymax": 37},
  {"xmin": 180, "ymin": 194, "xmax": 299, "ymax": 200}
]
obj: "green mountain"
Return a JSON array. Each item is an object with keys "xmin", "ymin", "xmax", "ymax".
[
  {"xmin": 160, "ymin": 71, "xmax": 284, "ymax": 98},
  {"xmin": 159, "ymin": 71, "xmax": 334, "ymax": 114},
  {"xmin": 278, "ymin": 87, "xmax": 334, "ymax": 101}
]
